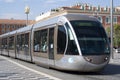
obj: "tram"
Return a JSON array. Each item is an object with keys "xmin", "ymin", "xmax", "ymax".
[{"xmin": 0, "ymin": 12, "xmax": 110, "ymax": 72}]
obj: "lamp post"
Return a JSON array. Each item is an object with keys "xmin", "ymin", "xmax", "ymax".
[
  {"xmin": 25, "ymin": 6, "xmax": 30, "ymax": 26},
  {"xmin": 110, "ymin": 0, "xmax": 114, "ymax": 59}
]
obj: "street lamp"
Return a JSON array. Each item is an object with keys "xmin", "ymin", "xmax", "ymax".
[
  {"xmin": 110, "ymin": 0, "xmax": 114, "ymax": 59},
  {"xmin": 25, "ymin": 6, "xmax": 30, "ymax": 26}
]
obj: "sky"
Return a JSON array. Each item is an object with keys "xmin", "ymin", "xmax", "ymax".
[{"xmin": 0, "ymin": 0, "xmax": 120, "ymax": 20}]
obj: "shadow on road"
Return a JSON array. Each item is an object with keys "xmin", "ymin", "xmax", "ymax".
[{"xmin": 101, "ymin": 63, "xmax": 120, "ymax": 75}]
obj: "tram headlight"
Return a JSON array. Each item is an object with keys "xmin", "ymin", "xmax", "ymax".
[
  {"xmin": 68, "ymin": 58, "xmax": 74, "ymax": 63},
  {"xmin": 85, "ymin": 57, "xmax": 92, "ymax": 62},
  {"xmin": 104, "ymin": 56, "xmax": 109, "ymax": 61}
]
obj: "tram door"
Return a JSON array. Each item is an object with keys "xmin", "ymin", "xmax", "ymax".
[
  {"xmin": 16, "ymin": 33, "xmax": 30, "ymax": 61},
  {"xmin": 48, "ymin": 28, "xmax": 54, "ymax": 66}
]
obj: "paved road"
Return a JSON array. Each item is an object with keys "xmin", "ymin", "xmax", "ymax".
[
  {"xmin": 0, "ymin": 53, "xmax": 120, "ymax": 80},
  {"xmin": 0, "ymin": 55, "xmax": 61, "ymax": 80}
]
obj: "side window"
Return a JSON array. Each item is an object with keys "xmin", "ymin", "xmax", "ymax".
[
  {"xmin": 49, "ymin": 28, "xmax": 54, "ymax": 54},
  {"xmin": 9, "ymin": 36, "xmax": 14, "ymax": 50},
  {"xmin": 17, "ymin": 35, "xmax": 21, "ymax": 50},
  {"xmin": 2, "ymin": 38, "xmax": 7, "ymax": 49},
  {"xmin": 65, "ymin": 23, "xmax": 79, "ymax": 55},
  {"xmin": 40, "ymin": 29, "xmax": 48, "ymax": 53},
  {"xmin": 24, "ymin": 33, "xmax": 29, "ymax": 48},
  {"xmin": 57, "ymin": 25, "xmax": 67, "ymax": 54},
  {"xmin": 21, "ymin": 34, "xmax": 25, "ymax": 50},
  {"xmin": 34, "ymin": 29, "xmax": 48, "ymax": 53},
  {"xmin": 17, "ymin": 34, "xmax": 24, "ymax": 51},
  {"xmin": 16, "ymin": 33, "xmax": 29, "ymax": 52},
  {"xmin": 24, "ymin": 33, "xmax": 29, "ymax": 54},
  {"xmin": 34, "ymin": 31, "xmax": 41, "ymax": 52}
]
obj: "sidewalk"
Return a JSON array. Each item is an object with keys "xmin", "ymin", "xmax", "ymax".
[
  {"xmin": 0, "ymin": 55, "xmax": 61, "ymax": 80},
  {"xmin": 110, "ymin": 52, "xmax": 120, "ymax": 64}
]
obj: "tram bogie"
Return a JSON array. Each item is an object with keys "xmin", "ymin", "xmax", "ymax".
[{"xmin": 0, "ymin": 13, "xmax": 110, "ymax": 72}]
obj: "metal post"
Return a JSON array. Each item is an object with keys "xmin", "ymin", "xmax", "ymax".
[
  {"xmin": 110, "ymin": 0, "xmax": 114, "ymax": 59},
  {"xmin": 26, "ymin": 13, "xmax": 28, "ymax": 26},
  {"xmin": 25, "ymin": 6, "xmax": 30, "ymax": 26}
]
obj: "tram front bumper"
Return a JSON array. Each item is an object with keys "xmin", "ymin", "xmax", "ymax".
[{"xmin": 55, "ymin": 56, "xmax": 109, "ymax": 72}]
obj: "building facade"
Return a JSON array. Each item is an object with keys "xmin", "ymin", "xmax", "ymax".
[
  {"xmin": 1, "ymin": 3, "xmax": 120, "ymax": 35},
  {"xmin": 59, "ymin": 3, "xmax": 120, "ymax": 29},
  {"xmin": 0, "ymin": 19, "xmax": 34, "ymax": 35}
]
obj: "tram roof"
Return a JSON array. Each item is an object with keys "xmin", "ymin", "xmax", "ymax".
[
  {"xmin": 36, "ymin": 9, "xmax": 98, "ymax": 22},
  {"xmin": 33, "ymin": 13, "xmax": 97, "ymax": 29},
  {"xmin": 64, "ymin": 14, "xmax": 97, "ymax": 21},
  {"xmin": 0, "ymin": 24, "xmax": 33, "ymax": 37},
  {"xmin": 17, "ymin": 25, "xmax": 33, "ymax": 33},
  {"xmin": 0, "ymin": 10, "xmax": 98, "ymax": 37},
  {"xmin": 0, "ymin": 32, "xmax": 9, "ymax": 37}
]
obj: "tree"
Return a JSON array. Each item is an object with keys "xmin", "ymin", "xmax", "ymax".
[
  {"xmin": 106, "ymin": 24, "xmax": 120, "ymax": 48},
  {"xmin": 114, "ymin": 24, "xmax": 120, "ymax": 47}
]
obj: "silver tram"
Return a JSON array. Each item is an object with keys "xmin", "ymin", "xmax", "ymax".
[{"xmin": 0, "ymin": 13, "xmax": 110, "ymax": 72}]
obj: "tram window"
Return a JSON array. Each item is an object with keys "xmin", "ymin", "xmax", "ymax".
[
  {"xmin": 17, "ymin": 35, "xmax": 21, "ymax": 50},
  {"xmin": 21, "ymin": 34, "xmax": 25, "ymax": 50},
  {"xmin": 24, "ymin": 33, "xmax": 29, "ymax": 54},
  {"xmin": 65, "ymin": 23, "xmax": 79, "ymax": 55},
  {"xmin": 24, "ymin": 33, "xmax": 29, "ymax": 48},
  {"xmin": 34, "ymin": 31, "xmax": 41, "ymax": 52},
  {"xmin": 49, "ymin": 28, "xmax": 54, "ymax": 59},
  {"xmin": 70, "ymin": 20, "xmax": 110, "ymax": 55},
  {"xmin": 9, "ymin": 36, "xmax": 14, "ymax": 50},
  {"xmin": 34, "ymin": 29, "xmax": 48, "ymax": 53},
  {"xmin": 40, "ymin": 29, "xmax": 48, "ymax": 53},
  {"xmin": 1, "ymin": 39, "xmax": 3, "ymax": 49},
  {"xmin": 17, "ymin": 34, "xmax": 24, "ymax": 51},
  {"xmin": 57, "ymin": 25, "xmax": 66, "ymax": 54},
  {"xmin": 2, "ymin": 38, "xmax": 7, "ymax": 49},
  {"xmin": 5, "ymin": 38, "xmax": 7, "ymax": 49}
]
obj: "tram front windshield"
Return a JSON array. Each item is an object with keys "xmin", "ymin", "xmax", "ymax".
[{"xmin": 70, "ymin": 20, "xmax": 110, "ymax": 55}]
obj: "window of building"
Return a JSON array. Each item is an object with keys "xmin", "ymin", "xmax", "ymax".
[
  {"xmin": 98, "ymin": 16, "xmax": 103, "ymax": 23},
  {"xmin": 106, "ymin": 16, "xmax": 110, "ymax": 24},
  {"xmin": 113, "ymin": 16, "xmax": 117, "ymax": 24},
  {"xmin": 2, "ymin": 24, "xmax": 5, "ymax": 28},
  {"xmin": 104, "ymin": 7, "xmax": 108, "ymax": 12},
  {"xmin": 96, "ymin": 6, "xmax": 101, "ymax": 11},
  {"xmin": 106, "ymin": 16, "xmax": 117, "ymax": 24},
  {"xmin": 113, "ymin": 8, "xmax": 117, "ymax": 12},
  {"xmin": 1, "ymin": 24, "xmax": 5, "ymax": 34},
  {"xmin": 7, "ymin": 25, "xmax": 9, "ymax": 29},
  {"xmin": 11, "ymin": 25, "xmax": 14, "ymax": 29},
  {"xmin": 80, "ymin": 5, "xmax": 84, "ymax": 10}
]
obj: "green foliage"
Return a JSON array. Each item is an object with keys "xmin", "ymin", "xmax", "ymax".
[{"xmin": 106, "ymin": 24, "xmax": 120, "ymax": 48}]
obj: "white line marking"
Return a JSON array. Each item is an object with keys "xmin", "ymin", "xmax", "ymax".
[{"xmin": 1, "ymin": 56, "xmax": 62, "ymax": 80}]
